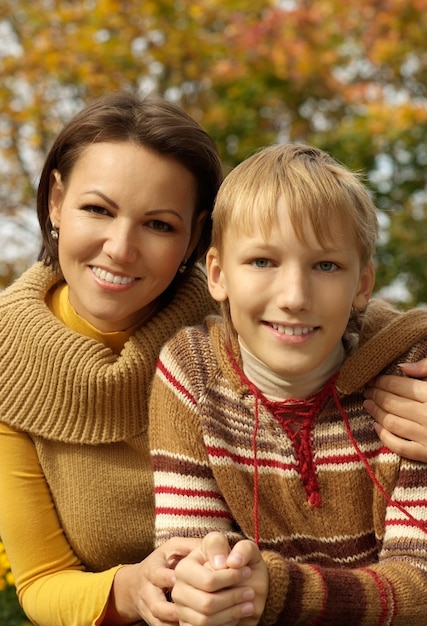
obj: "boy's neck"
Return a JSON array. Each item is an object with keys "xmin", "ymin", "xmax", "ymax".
[{"xmin": 239, "ymin": 338, "xmax": 345, "ymax": 401}]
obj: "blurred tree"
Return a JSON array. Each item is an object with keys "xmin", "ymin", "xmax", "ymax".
[{"xmin": 0, "ymin": 0, "xmax": 426, "ymax": 302}]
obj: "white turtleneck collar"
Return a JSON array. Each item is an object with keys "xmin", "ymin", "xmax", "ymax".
[{"xmin": 239, "ymin": 337, "xmax": 346, "ymax": 401}]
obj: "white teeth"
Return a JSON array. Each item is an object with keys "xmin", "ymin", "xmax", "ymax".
[
  {"xmin": 271, "ymin": 323, "xmax": 313, "ymax": 335},
  {"xmin": 91, "ymin": 267, "xmax": 135, "ymax": 285}
]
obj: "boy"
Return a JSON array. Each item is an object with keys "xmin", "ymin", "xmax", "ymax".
[{"xmin": 149, "ymin": 144, "xmax": 427, "ymax": 625}]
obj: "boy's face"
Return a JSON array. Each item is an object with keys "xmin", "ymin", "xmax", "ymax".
[{"xmin": 207, "ymin": 195, "xmax": 374, "ymax": 379}]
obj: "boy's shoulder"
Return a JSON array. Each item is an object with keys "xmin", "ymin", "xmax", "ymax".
[
  {"xmin": 159, "ymin": 315, "xmax": 244, "ymax": 392},
  {"xmin": 339, "ymin": 300, "xmax": 427, "ymax": 393},
  {"xmin": 159, "ymin": 314, "xmax": 226, "ymax": 365}
]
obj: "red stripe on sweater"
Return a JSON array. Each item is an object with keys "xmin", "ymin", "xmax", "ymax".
[
  {"xmin": 316, "ymin": 448, "xmax": 381, "ymax": 466},
  {"xmin": 362, "ymin": 568, "xmax": 394, "ymax": 625},
  {"xmin": 206, "ymin": 446, "xmax": 377, "ymax": 469},
  {"xmin": 206, "ymin": 444, "xmax": 297, "ymax": 471},
  {"xmin": 155, "ymin": 507, "xmax": 232, "ymax": 519},
  {"xmin": 397, "ymin": 498, "xmax": 427, "ymax": 507},
  {"xmin": 386, "ymin": 518, "xmax": 427, "ymax": 529},
  {"xmin": 157, "ymin": 358, "xmax": 197, "ymax": 405},
  {"xmin": 155, "ymin": 486, "xmax": 225, "ymax": 500},
  {"xmin": 308, "ymin": 564, "xmax": 328, "ymax": 625},
  {"xmin": 206, "ymin": 443, "xmax": 383, "ymax": 471}
]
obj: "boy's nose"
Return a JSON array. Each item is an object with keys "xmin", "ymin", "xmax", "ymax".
[{"xmin": 275, "ymin": 268, "xmax": 310, "ymax": 311}]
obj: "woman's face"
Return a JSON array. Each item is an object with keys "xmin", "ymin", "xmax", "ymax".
[{"xmin": 49, "ymin": 141, "xmax": 203, "ymax": 332}]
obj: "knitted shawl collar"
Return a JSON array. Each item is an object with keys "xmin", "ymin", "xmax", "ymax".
[
  {"xmin": 338, "ymin": 299, "xmax": 427, "ymax": 394},
  {"xmin": 0, "ymin": 262, "xmax": 215, "ymax": 444}
]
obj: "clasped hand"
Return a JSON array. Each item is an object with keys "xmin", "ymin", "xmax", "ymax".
[{"xmin": 171, "ymin": 532, "xmax": 268, "ymax": 626}]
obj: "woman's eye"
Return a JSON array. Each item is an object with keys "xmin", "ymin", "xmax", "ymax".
[
  {"xmin": 83, "ymin": 205, "xmax": 110, "ymax": 216},
  {"xmin": 251, "ymin": 258, "xmax": 272, "ymax": 268},
  {"xmin": 148, "ymin": 220, "xmax": 172, "ymax": 232},
  {"xmin": 317, "ymin": 261, "xmax": 338, "ymax": 272}
]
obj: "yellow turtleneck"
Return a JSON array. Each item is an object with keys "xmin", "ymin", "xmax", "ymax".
[{"xmin": 46, "ymin": 283, "xmax": 135, "ymax": 353}]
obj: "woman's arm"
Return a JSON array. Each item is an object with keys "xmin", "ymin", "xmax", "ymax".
[
  {"xmin": 364, "ymin": 359, "xmax": 427, "ymax": 461},
  {"xmin": 0, "ymin": 422, "xmax": 120, "ymax": 625},
  {"xmin": 0, "ymin": 422, "xmax": 199, "ymax": 626}
]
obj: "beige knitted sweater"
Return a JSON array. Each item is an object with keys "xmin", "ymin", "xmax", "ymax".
[{"xmin": 0, "ymin": 261, "xmax": 217, "ymax": 572}]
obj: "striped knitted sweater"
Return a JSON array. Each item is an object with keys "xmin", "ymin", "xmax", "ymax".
[{"xmin": 149, "ymin": 300, "xmax": 427, "ymax": 626}]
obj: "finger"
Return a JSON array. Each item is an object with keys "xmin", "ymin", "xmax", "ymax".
[
  {"xmin": 201, "ymin": 532, "xmax": 232, "ymax": 571},
  {"xmin": 364, "ymin": 396, "xmax": 427, "ymax": 441},
  {"xmin": 399, "ymin": 358, "xmax": 427, "ymax": 378},
  {"xmin": 138, "ymin": 583, "xmax": 179, "ymax": 626},
  {"xmin": 162, "ymin": 536, "xmax": 203, "ymax": 565},
  {"xmin": 173, "ymin": 584, "xmax": 255, "ymax": 626},
  {"xmin": 177, "ymin": 604, "xmax": 252, "ymax": 626},
  {"xmin": 178, "ymin": 608, "xmax": 240, "ymax": 626},
  {"xmin": 379, "ymin": 413, "xmax": 427, "ymax": 446},
  {"xmin": 366, "ymin": 374, "xmax": 427, "ymax": 403},
  {"xmin": 176, "ymin": 556, "xmax": 250, "ymax": 592},
  {"xmin": 150, "ymin": 594, "xmax": 179, "ymax": 625},
  {"xmin": 144, "ymin": 561, "xmax": 176, "ymax": 592},
  {"xmin": 226, "ymin": 540, "xmax": 261, "ymax": 569},
  {"xmin": 364, "ymin": 389, "xmax": 427, "ymax": 424},
  {"xmin": 374, "ymin": 423, "xmax": 427, "ymax": 463}
]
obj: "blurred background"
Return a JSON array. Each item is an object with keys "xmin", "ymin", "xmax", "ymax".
[
  {"xmin": 1, "ymin": 2, "xmax": 427, "ymax": 622},
  {"xmin": 1, "ymin": 0, "xmax": 427, "ymax": 305}
]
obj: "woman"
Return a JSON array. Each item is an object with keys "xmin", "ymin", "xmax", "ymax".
[{"xmin": 0, "ymin": 91, "xmax": 224, "ymax": 626}]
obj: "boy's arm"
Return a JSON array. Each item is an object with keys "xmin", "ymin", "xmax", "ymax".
[
  {"xmin": 149, "ymin": 340, "xmax": 263, "ymax": 625},
  {"xmin": 149, "ymin": 341, "xmax": 242, "ymax": 547}
]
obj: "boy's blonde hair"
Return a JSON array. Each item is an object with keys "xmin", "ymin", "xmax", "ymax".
[{"xmin": 212, "ymin": 143, "xmax": 379, "ymax": 267}]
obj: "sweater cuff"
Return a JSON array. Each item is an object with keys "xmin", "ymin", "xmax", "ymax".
[{"xmin": 260, "ymin": 550, "xmax": 288, "ymax": 625}]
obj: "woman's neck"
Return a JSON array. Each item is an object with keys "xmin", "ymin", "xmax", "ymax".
[{"xmin": 239, "ymin": 337, "xmax": 345, "ymax": 401}]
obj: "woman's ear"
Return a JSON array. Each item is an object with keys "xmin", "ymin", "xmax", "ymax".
[
  {"xmin": 353, "ymin": 261, "xmax": 375, "ymax": 310},
  {"xmin": 49, "ymin": 170, "xmax": 64, "ymax": 226},
  {"xmin": 206, "ymin": 247, "xmax": 228, "ymax": 302}
]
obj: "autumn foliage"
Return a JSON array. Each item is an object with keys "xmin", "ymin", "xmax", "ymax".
[{"xmin": 0, "ymin": 0, "xmax": 427, "ymax": 300}]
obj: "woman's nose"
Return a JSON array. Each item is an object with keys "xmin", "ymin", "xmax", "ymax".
[{"xmin": 103, "ymin": 222, "xmax": 138, "ymax": 264}]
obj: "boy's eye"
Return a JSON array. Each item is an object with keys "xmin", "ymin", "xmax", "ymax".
[
  {"xmin": 317, "ymin": 261, "xmax": 338, "ymax": 272},
  {"xmin": 147, "ymin": 219, "xmax": 172, "ymax": 232},
  {"xmin": 251, "ymin": 258, "xmax": 272, "ymax": 268}
]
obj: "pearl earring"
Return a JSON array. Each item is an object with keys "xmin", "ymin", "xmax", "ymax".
[
  {"xmin": 50, "ymin": 224, "xmax": 59, "ymax": 240},
  {"xmin": 178, "ymin": 260, "xmax": 187, "ymax": 274}
]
